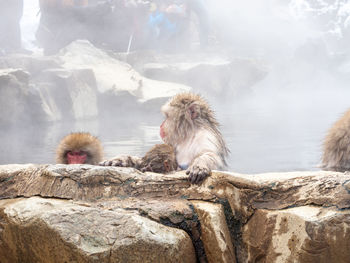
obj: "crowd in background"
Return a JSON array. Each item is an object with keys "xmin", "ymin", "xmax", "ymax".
[{"xmin": 0, "ymin": 0, "xmax": 210, "ymax": 55}]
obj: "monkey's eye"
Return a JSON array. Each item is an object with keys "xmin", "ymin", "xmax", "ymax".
[{"xmin": 68, "ymin": 151, "xmax": 87, "ymax": 156}]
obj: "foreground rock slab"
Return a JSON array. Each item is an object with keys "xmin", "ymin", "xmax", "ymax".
[
  {"xmin": 243, "ymin": 206, "xmax": 350, "ymax": 263},
  {"xmin": 0, "ymin": 197, "xmax": 195, "ymax": 263},
  {"xmin": 192, "ymin": 201, "xmax": 236, "ymax": 263},
  {"xmin": 0, "ymin": 164, "xmax": 350, "ymax": 262}
]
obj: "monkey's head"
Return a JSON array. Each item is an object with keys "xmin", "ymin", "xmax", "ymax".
[
  {"xmin": 56, "ymin": 132, "xmax": 103, "ymax": 165},
  {"xmin": 160, "ymin": 93, "xmax": 219, "ymax": 145}
]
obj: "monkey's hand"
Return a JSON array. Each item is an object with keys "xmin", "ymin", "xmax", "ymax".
[
  {"xmin": 186, "ymin": 152, "xmax": 222, "ymax": 184},
  {"xmin": 186, "ymin": 163, "xmax": 211, "ymax": 184},
  {"xmin": 99, "ymin": 155, "xmax": 141, "ymax": 168}
]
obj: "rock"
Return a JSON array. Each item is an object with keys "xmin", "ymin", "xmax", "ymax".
[
  {"xmin": 35, "ymin": 68, "xmax": 99, "ymax": 121},
  {"xmin": 242, "ymin": 206, "xmax": 350, "ymax": 263},
  {"xmin": 1, "ymin": 164, "xmax": 350, "ymax": 262},
  {"xmin": 192, "ymin": 201, "xmax": 236, "ymax": 263},
  {"xmin": 58, "ymin": 40, "xmax": 191, "ymax": 103},
  {"xmin": 0, "ymin": 164, "xmax": 193, "ymax": 201},
  {"xmin": 0, "ymin": 68, "xmax": 46, "ymax": 125},
  {"xmin": 0, "ymin": 54, "xmax": 61, "ymax": 76},
  {"xmin": 141, "ymin": 55, "xmax": 267, "ymax": 99},
  {"xmin": 0, "ymin": 43, "xmax": 192, "ymax": 126},
  {"xmin": 0, "ymin": 54, "xmax": 99, "ymax": 124},
  {"xmin": 0, "ymin": 197, "xmax": 196, "ymax": 263}
]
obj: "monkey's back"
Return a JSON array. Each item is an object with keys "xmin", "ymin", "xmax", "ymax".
[
  {"xmin": 322, "ymin": 109, "xmax": 350, "ymax": 171},
  {"xmin": 140, "ymin": 144, "xmax": 177, "ymax": 173}
]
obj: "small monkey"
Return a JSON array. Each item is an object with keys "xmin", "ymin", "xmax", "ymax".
[
  {"xmin": 100, "ymin": 92, "xmax": 229, "ymax": 184},
  {"xmin": 138, "ymin": 144, "xmax": 178, "ymax": 173},
  {"xmin": 322, "ymin": 109, "xmax": 350, "ymax": 172},
  {"xmin": 160, "ymin": 92, "xmax": 229, "ymax": 183},
  {"xmin": 56, "ymin": 132, "xmax": 103, "ymax": 165}
]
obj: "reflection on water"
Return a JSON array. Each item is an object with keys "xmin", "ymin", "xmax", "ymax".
[{"xmin": 1, "ymin": 87, "xmax": 349, "ymax": 174}]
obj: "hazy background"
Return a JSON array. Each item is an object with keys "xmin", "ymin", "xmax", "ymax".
[{"xmin": 2, "ymin": 0, "xmax": 350, "ymax": 174}]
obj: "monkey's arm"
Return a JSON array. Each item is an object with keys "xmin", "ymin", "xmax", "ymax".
[
  {"xmin": 99, "ymin": 155, "xmax": 142, "ymax": 168},
  {"xmin": 186, "ymin": 151, "xmax": 223, "ymax": 184}
]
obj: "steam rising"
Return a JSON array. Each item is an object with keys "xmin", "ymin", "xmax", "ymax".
[{"xmin": 2, "ymin": 0, "xmax": 350, "ymax": 173}]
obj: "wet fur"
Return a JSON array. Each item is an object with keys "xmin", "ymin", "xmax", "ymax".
[
  {"xmin": 138, "ymin": 144, "xmax": 178, "ymax": 173},
  {"xmin": 161, "ymin": 93, "xmax": 229, "ymax": 182},
  {"xmin": 56, "ymin": 132, "xmax": 103, "ymax": 164},
  {"xmin": 322, "ymin": 109, "xmax": 350, "ymax": 171},
  {"xmin": 100, "ymin": 92, "xmax": 228, "ymax": 183}
]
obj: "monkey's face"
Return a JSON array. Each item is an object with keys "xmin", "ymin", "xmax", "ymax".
[
  {"xmin": 160, "ymin": 101, "xmax": 196, "ymax": 145},
  {"xmin": 66, "ymin": 150, "xmax": 88, "ymax": 164},
  {"xmin": 56, "ymin": 132, "xmax": 103, "ymax": 165},
  {"xmin": 160, "ymin": 103, "xmax": 178, "ymax": 145},
  {"xmin": 160, "ymin": 110, "xmax": 172, "ymax": 144}
]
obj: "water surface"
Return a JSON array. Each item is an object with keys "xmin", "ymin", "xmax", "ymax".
[{"xmin": 1, "ymin": 86, "xmax": 349, "ymax": 174}]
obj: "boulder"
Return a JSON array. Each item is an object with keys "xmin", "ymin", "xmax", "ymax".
[
  {"xmin": 58, "ymin": 40, "xmax": 191, "ymax": 103},
  {"xmin": 0, "ymin": 68, "xmax": 46, "ymax": 125},
  {"xmin": 0, "ymin": 164, "xmax": 350, "ymax": 262},
  {"xmin": 35, "ymin": 68, "xmax": 99, "ymax": 121},
  {"xmin": 140, "ymin": 55, "xmax": 267, "ymax": 99},
  {"xmin": 242, "ymin": 206, "xmax": 350, "ymax": 263},
  {"xmin": 0, "ymin": 54, "xmax": 61, "ymax": 76},
  {"xmin": 0, "ymin": 197, "xmax": 196, "ymax": 263},
  {"xmin": 0, "ymin": 42, "xmax": 192, "ymax": 125},
  {"xmin": 192, "ymin": 201, "xmax": 236, "ymax": 263},
  {"xmin": 0, "ymin": 41, "xmax": 267, "ymax": 126},
  {"xmin": 0, "ymin": 54, "xmax": 99, "ymax": 123}
]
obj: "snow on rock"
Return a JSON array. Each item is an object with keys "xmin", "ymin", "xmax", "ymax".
[{"xmin": 58, "ymin": 40, "xmax": 191, "ymax": 102}]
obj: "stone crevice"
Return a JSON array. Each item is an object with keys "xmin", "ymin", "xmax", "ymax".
[{"xmin": 1, "ymin": 165, "xmax": 350, "ymax": 262}]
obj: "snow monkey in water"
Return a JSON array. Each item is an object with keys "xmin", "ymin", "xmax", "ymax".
[
  {"xmin": 322, "ymin": 109, "xmax": 350, "ymax": 172},
  {"xmin": 138, "ymin": 144, "xmax": 178, "ymax": 173},
  {"xmin": 56, "ymin": 132, "xmax": 103, "ymax": 165},
  {"xmin": 100, "ymin": 92, "xmax": 229, "ymax": 184}
]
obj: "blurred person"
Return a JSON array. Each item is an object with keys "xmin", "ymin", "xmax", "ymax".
[
  {"xmin": 36, "ymin": 0, "xmax": 113, "ymax": 55},
  {"xmin": 147, "ymin": 1, "xmax": 179, "ymax": 49},
  {"xmin": 121, "ymin": 0, "xmax": 151, "ymax": 51},
  {"xmin": 0, "ymin": 0, "xmax": 24, "ymax": 54},
  {"xmin": 147, "ymin": 0, "xmax": 209, "ymax": 51},
  {"xmin": 186, "ymin": 0, "xmax": 209, "ymax": 48},
  {"xmin": 36, "ymin": 0, "xmax": 88, "ymax": 55},
  {"xmin": 146, "ymin": 0, "xmax": 190, "ymax": 51}
]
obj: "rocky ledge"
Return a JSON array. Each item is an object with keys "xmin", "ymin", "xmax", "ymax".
[{"xmin": 0, "ymin": 164, "xmax": 349, "ymax": 263}]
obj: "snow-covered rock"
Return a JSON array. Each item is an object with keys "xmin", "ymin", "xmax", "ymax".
[{"xmin": 58, "ymin": 40, "xmax": 191, "ymax": 102}]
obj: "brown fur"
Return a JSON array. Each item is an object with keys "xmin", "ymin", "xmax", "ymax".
[
  {"xmin": 138, "ymin": 144, "xmax": 177, "ymax": 173},
  {"xmin": 100, "ymin": 93, "xmax": 228, "ymax": 184},
  {"xmin": 161, "ymin": 92, "xmax": 229, "ymax": 184},
  {"xmin": 56, "ymin": 132, "xmax": 103, "ymax": 164},
  {"xmin": 162, "ymin": 92, "xmax": 228, "ymax": 165},
  {"xmin": 322, "ymin": 109, "xmax": 350, "ymax": 171}
]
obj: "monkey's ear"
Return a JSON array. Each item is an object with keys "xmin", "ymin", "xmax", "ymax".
[{"xmin": 188, "ymin": 104, "xmax": 200, "ymax": 120}]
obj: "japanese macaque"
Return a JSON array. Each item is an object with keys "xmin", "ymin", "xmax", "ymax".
[
  {"xmin": 138, "ymin": 144, "xmax": 178, "ymax": 173},
  {"xmin": 322, "ymin": 109, "xmax": 350, "ymax": 172},
  {"xmin": 56, "ymin": 132, "xmax": 103, "ymax": 165},
  {"xmin": 160, "ymin": 93, "xmax": 229, "ymax": 183},
  {"xmin": 100, "ymin": 92, "xmax": 229, "ymax": 184}
]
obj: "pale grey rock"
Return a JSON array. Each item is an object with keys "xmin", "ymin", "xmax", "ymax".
[
  {"xmin": 0, "ymin": 68, "xmax": 46, "ymax": 124},
  {"xmin": 0, "ymin": 197, "xmax": 196, "ymax": 263},
  {"xmin": 58, "ymin": 40, "xmax": 191, "ymax": 102},
  {"xmin": 35, "ymin": 68, "xmax": 99, "ymax": 121},
  {"xmin": 1, "ymin": 164, "xmax": 350, "ymax": 263}
]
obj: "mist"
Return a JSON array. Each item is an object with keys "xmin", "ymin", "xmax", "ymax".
[{"xmin": 1, "ymin": 0, "xmax": 350, "ymax": 174}]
